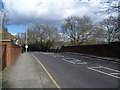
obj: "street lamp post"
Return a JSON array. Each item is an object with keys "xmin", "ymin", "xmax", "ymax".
[
  {"xmin": 25, "ymin": 24, "xmax": 28, "ymax": 53},
  {"xmin": 0, "ymin": 1, "xmax": 4, "ymax": 33},
  {"xmin": 0, "ymin": 10, "xmax": 4, "ymax": 32},
  {"xmin": 25, "ymin": 23, "xmax": 33, "ymax": 53},
  {"xmin": 0, "ymin": 12, "xmax": 3, "ymax": 33},
  {"xmin": 118, "ymin": 1, "xmax": 120, "ymax": 27}
]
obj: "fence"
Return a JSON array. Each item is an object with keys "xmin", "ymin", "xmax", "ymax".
[
  {"xmin": 1, "ymin": 41, "xmax": 21, "ymax": 70},
  {"xmin": 61, "ymin": 42, "xmax": 120, "ymax": 58}
]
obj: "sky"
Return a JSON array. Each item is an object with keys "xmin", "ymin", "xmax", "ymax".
[{"xmin": 0, "ymin": 0, "xmax": 119, "ymax": 34}]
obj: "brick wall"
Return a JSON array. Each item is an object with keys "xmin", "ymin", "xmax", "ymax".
[
  {"xmin": 0, "ymin": 45, "xmax": 7, "ymax": 70},
  {"xmin": 61, "ymin": 42, "xmax": 120, "ymax": 58},
  {"xmin": 1, "ymin": 41, "xmax": 21, "ymax": 68}
]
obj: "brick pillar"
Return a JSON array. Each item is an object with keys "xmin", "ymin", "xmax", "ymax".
[{"xmin": 6, "ymin": 42, "xmax": 12, "ymax": 66}]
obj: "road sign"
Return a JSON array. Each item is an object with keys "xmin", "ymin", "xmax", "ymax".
[{"xmin": 25, "ymin": 45, "xmax": 28, "ymax": 48}]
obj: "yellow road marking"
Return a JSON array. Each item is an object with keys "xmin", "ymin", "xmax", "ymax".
[{"xmin": 32, "ymin": 54, "xmax": 61, "ymax": 89}]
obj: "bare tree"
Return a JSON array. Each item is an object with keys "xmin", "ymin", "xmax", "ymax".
[
  {"xmin": 0, "ymin": 9, "xmax": 8, "ymax": 29},
  {"xmin": 27, "ymin": 25, "xmax": 44, "ymax": 44},
  {"xmin": 61, "ymin": 16, "xmax": 95, "ymax": 45},
  {"xmin": 101, "ymin": 16, "xmax": 120, "ymax": 43},
  {"xmin": 95, "ymin": 1, "xmax": 119, "ymax": 14},
  {"xmin": 43, "ymin": 25, "xmax": 60, "ymax": 42},
  {"xmin": 27, "ymin": 24, "xmax": 60, "ymax": 44},
  {"xmin": 95, "ymin": 1, "xmax": 120, "ymax": 43},
  {"xmin": 15, "ymin": 33, "xmax": 25, "ymax": 46},
  {"xmin": 87, "ymin": 26, "xmax": 106, "ymax": 44}
]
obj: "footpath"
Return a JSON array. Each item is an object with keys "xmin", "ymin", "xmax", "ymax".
[{"xmin": 2, "ymin": 53, "xmax": 57, "ymax": 88}]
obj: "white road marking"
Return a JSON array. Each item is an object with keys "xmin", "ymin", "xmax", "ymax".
[
  {"xmin": 65, "ymin": 60, "xmax": 76, "ymax": 64},
  {"xmin": 62, "ymin": 58, "xmax": 87, "ymax": 65},
  {"xmin": 57, "ymin": 55, "xmax": 65, "ymax": 57},
  {"xmin": 62, "ymin": 58, "xmax": 66, "ymax": 61},
  {"xmin": 88, "ymin": 66, "xmax": 120, "ymax": 79},
  {"xmin": 44, "ymin": 53, "xmax": 54, "ymax": 55},
  {"xmin": 69, "ymin": 61, "xmax": 76, "ymax": 64},
  {"xmin": 64, "ymin": 58, "xmax": 75, "ymax": 60},
  {"xmin": 88, "ymin": 66, "xmax": 101, "ymax": 68},
  {"xmin": 99, "ymin": 66, "xmax": 120, "ymax": 72},
  {"xmin": 53, "ymin": 55, "xmax": 87, "ymax": 64},
  {"xmin": 110, "ymin": 73, "xmax": 120, "ymax": 75},
  {"xmin": 77, "ymin": 62, "xmax": 87, "ymax": 64},
  {"xmin": 60, "ymin": 56, "xmax": 64, "ymax": 57},
  {"xmin": 73, "ymin": 60, "xmax": 81, "ymax": 61},
  {"xmin": 52, "ymin": 55, "xmax": 65, "ymax": 58}
]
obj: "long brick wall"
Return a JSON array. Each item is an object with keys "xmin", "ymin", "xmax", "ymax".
[
  {"xmin": 1, "ymin": 41, "xmax": 21, "ymax": 69},
  {"xmin": 61, "ymin": 42, "xmax": 120, "ymax": 58}
]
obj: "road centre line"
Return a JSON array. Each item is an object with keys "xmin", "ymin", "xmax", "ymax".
[
  {"xmin": 88, "ymin": 67, "xmax": 120, "ymax": 79},
  {"xmin": 32, "ymin": 54, "xmax": 61, "ymax": 89}
]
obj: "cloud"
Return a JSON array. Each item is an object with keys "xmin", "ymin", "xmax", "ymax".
[
  {"xmin": 12, "ymin": 33, "xmax": 17, "ymax": 36},
  {"xmin": 2, "ymin": 0, "xmax": 118, "ymax": 26}
]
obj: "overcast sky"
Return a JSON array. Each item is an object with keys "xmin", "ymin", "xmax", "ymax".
[
  {"xmin": 1, "ymin": 0, "xmax": 118, "ymax": 34},
  {"xmin": 2, "ymin": 0, "xmax": 118, "ymax": 25}
]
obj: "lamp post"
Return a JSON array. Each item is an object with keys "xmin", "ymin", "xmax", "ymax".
[
  {"xmin": 118, "ymin": 1, "xmax": 120, "ymax": 27},
  {"xmin": 25, "ymin": 24, "xmax": 28, "ymax": 53},
  {"xmin": 0, "ymin": 12, "xmax": 3, "ymax": 33},
  {"xmin": 0, "ymin": 0, "xmax": 4, "ymax": 33},
  {"xmin": 25, "ymin": 23, "xmax": 33, "ymax": 53}
]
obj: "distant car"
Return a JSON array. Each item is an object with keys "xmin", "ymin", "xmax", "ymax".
[{"xmin": 52, "ymin": 46, "xmax": 61, "ymax": 52}]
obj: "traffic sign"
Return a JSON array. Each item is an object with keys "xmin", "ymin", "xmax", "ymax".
[{"xmin": 25, "ymin": 45, "xmax": 28, "ymax": 48}]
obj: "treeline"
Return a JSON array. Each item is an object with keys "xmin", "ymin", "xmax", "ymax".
[
  {"xmin": 16, "ymin": 25, "xmax": 59, "ymax": 51},
  {"xmin": 61, "ymin": 15, "xmax": 119, "ymax": 45},
  {"xmin": 16, "ymin": 15, "xmax": 120, "ymax": 52}
]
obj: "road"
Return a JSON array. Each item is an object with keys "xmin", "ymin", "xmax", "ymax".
[{"xmin": 32, "ymin": 52, "xmax": 120, "ymax": 88}]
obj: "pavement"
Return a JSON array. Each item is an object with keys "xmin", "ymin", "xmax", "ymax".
[{"xmin": 2, "ymin": 53, "xmax": 57, "ymax": 88}]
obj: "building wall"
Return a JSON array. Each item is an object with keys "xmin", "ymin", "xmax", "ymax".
[
  {"xmin": 1, "ymin": 41, "xmax": 21, "ymax": 68},
  {"xmin": 61, "ymin": 42, "xmax": 120, "ymax": 58}
]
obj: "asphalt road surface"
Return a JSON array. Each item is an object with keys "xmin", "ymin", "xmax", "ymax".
[{"xmin": 32, "ymin": 52, "xmax": 120, "ymax": 88}]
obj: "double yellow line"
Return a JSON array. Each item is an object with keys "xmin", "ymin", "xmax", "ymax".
[{"xmin": 32, "ymin": 54, "xmax": 61, "ymax": 90}]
